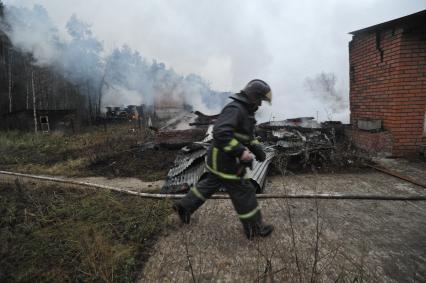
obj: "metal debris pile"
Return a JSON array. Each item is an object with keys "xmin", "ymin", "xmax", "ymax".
[
  {"xmin": 161, "ymin": 115, "xmax": 346, "ymax": 194},
  {"xmin": 258, "ymin": 117, "xmax": 340, "ymax": 171},
  {"xmin": 154, "ymin": 111, "xmax": 218, "ymax": 148},
  {"xmin": 105, "ymin": 105, "xmax": 142, "ymax": 121}
]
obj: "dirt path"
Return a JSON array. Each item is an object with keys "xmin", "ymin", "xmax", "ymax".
[{"xmin": 139, "ymin": 171, "xmax": 426, "ymax": 282}]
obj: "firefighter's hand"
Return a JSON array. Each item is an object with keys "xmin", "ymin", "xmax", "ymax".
[
  {"xmin": 251, "ymin": 144, "xmax": 266, "ymax": 162},
  {"xmin": 240, "ymin": 149, "xmax": 254, "ymax": 162}
]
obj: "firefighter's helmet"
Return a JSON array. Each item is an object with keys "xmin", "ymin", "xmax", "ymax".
[{"xmin": 242, "ymin": 79, "xmax": 272, "ymax": 106}]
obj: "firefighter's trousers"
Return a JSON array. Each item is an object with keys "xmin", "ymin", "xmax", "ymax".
[{"xmin": 179, "ymin": 172, "xmax": 262, "ymax": 233}]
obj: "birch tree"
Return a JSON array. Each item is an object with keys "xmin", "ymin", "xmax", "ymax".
[
  {"xmin": 31, "ymin": 68, "xmax": 37, "ymax": 133},
  {"xmin": 8, "ymin": 47, "xmax": 12, "ymax": 112}
]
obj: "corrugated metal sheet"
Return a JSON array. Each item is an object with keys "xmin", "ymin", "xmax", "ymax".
[
  {"xmin": 166, "ymin": 148, "xmax": 207, "ymax": 177},
  {"xmin": 246, "ymin": 148, "xmax": 276, "ymax": 193},
  {"xmin": 162, "ymin": 144, "xmax": 276, "ymax": 194},
  {"xmin": 162, "ymin": 158, "xmax": 207, "ymax": 193},
  {"xmin": 202, "ymin": 125, "xmax": 213, "ymax": 142}
]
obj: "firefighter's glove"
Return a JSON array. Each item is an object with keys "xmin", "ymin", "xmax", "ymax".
[
  {"xmin": 238, "ymin": 149, "xmax": 254, "ymax": 177},
  {"xmin": 240, "ymin": 149, "xmax": 254, "ymax": 162},
  {"xmin": 250, "ymin": 144, "xmax": 266, "ymax": 162}
]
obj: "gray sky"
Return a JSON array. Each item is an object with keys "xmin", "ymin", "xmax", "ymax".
[{"xmin": 5, "ymin": 0, "xmax": 426, "ymax": 121}]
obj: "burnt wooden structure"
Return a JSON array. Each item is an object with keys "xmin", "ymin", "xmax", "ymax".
[{"xmin": 1, "ymin": 109, "xmax": 79, "ymax": 132}]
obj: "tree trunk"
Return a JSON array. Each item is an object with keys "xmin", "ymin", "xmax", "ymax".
[
  {"xmin": 63, "ymin": 81, "xmax": 68, "ymax": 109},
  {"xmin": 32, "ymin": 69, "xmax": 37, "ymax": 133},
  {"xmin": 24, "ymin": 63, "xmax": 29, "ymax": 109},
  {"xmin": 87, "ymin": 81, "xmax": 92, "ymax": 125},
  {"xmin": 26, "ymin": 81, "xmax": 29, "ymax": 110},
  {"xmin": 97, "ymin": 75, "xmax": 105, "ymax": 116},
  {"xmin": 8, "ymin": 49, "xmax": 12, "ymax": 113}
]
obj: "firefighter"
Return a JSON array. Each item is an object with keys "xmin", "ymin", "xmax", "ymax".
[{"xmin": 173, "ymin": 79, "xmax": 274, "ymax": 239}]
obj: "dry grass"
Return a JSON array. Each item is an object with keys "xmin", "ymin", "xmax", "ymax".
[
  {"xmin": 0, "ymin": 125, "xmax": 125, "ymax": 172},
  {"xmin": 0, "ymin": 124, "xmax": 176, "ymax": 181},
  {"xmin": 15, "ymin": 157, "xmax": 91, "ymax": 176},
  {"xmin": 0, "ymin": 179, "xmax": 172, "ymax": 282}
]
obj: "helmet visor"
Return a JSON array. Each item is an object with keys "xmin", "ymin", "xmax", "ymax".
[{"xmin": 263, "ymin": 91, "xmax": 272, "ymax": 105}]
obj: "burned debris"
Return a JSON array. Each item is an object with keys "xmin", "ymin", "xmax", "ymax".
[
  {"xmin": 155, "ymin": 111, "xmax": 218, "ymax": 149},
  {"xmin": 1, "ymin": 109, "xmax": 79, "ymax": 133},
  {"xmin": 189, "ymin": 111, "xmax": 219, "ymax": 126},
  {"xmin": 155, "ymin": 129, "xmax": 207, "ymax": 149},
  {"xmin": 161, "ymin": 115, "xmax": 349, "ymax": 194},
  {"xmin": 258, "ymin": 117, "xmax": 342, "ymax": 171},
  {"xmin": 105, "ymin": 105, "xmax": 141, "ymax": 121}
]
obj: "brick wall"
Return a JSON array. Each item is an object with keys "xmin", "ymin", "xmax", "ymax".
[
  {"xmin": 349, "ymin": 26, "xmax": 426, "ymax": 156},
  {"xmin": 345, "ymin": 128, "xmax": 393, "ymax": 157}
]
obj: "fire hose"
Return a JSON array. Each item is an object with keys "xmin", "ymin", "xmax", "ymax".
[
  {"xmin": 367, "ymin": 164, "xmax": 426, "ymax": 189},
  {"xmin": 1, "ymin": 170, "xmax": 426, "ymax": 201}
]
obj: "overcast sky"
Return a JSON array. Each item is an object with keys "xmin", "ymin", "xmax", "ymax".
[{"xmin": 4, "ymin": 0, "xmax": 426, "ymax": 121}]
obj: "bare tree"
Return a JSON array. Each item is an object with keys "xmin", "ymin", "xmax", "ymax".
[
  {"xmin": 8, "ymin": 47, "xmax": 12, "ymax": 112},
  {"xmin": 31, "ymin": 68, "xmax": 37, "ymax": 133}
]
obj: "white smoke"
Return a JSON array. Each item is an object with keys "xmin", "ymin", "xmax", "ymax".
[
  {"xmin": 102, "ymin": 85, "xmax": 143, "ymax": 107},
  {"xmin": 305, "ymin": 72, "xmax": 349, "ymax": 120},
  {"xmin": 2, "ymin": 4, "xmax": 228, "ymax": 114},
  {"xmin": 3, "ymin": 4, "xmax": 60, "ymax": 65},
  {"xmin": 3, "ymin": 0, "xmax": 425, "ymax": 122}
]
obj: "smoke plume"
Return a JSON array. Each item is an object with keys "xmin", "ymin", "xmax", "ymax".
[
  {"xmin": 2, "ymin": 4, "xmax": 228, "ymax": 114},
  {"xmin": 3, "ymin": 0, "xmax": 425, "ymax": 122},
  {"xmin": 305, "ymin": 72, "xmax": 348, "ymax": 120}
]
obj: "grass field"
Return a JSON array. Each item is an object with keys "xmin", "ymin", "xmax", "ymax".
[
  {"xmin": 0, "ymin": 180, "xmax": 171, "ymax": 282},
  {"xmin": 0, "ymin": 125, "xmax": 177, "ymax": 181}
]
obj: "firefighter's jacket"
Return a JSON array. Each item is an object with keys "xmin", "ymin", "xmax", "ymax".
[{"xmin": 205, "ymin": 93, "xmax": 261, "ymax": 180}]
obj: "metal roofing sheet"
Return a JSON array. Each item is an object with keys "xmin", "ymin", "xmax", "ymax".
[
  {"xmin": 162, "ymin": 144, "xmax": 276, "ymax": 194},
  {"xmin": 167, "ymin": 148, "xmax": 207, "ymax": 177},
  {"xmin": 349, "ymin": 10, "xmax": 426, "ymax": 35}
]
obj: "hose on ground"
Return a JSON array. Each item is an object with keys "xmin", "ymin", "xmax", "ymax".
[{"xmin": 1, "ymin": 170, "xmax": 426, "ymax": 201}]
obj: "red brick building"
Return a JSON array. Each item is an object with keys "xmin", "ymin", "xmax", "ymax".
[{"xmin": 348, "ymin": 10, "xmax": 426, "ymax": 157}]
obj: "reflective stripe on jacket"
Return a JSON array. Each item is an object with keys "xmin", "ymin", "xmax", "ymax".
[{"xmin": 205, "ymin": 97, "xmax": 258, "ymax": 179}]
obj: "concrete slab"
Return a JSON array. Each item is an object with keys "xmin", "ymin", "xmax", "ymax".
[{"xmin": 140, "ymin": 171, "xmax": 426, "ymax": 282}]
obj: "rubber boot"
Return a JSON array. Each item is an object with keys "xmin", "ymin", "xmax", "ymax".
[
  {"xmin": 172, "ymin": 202, "xmax": 191, "ymax": 224},
  {"xmin": 256, "ymin": 223, "xmax": 274, "ymax": 238},
  {"xmin": 243, "ymin": 222, "xmax": 256, "ymax": 240},
  {"xmin": 244, "ymin": 222, "xmax": 274, "ymax": 240}
]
